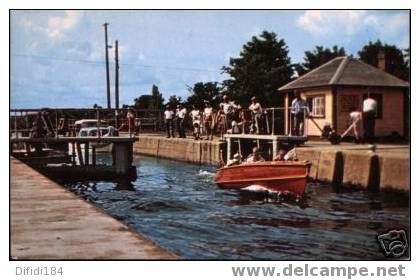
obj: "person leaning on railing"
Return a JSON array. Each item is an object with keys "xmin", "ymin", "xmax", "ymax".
[
  {"xmin": 290, "ymin": 90, "xmax": 308, "ymax": 136},
  {"xmin": 249, "ymin": 96, "xmax": 263, "ymax": 134}
]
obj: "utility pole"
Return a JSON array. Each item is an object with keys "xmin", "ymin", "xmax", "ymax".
[
  {"xmin": 114, "ymin": 40, "xmax": 120, "ymax": 129},
  {"xmin": 103, "ymin": 23, "xmax": 111, "ymax": 109},
  {"xmin": 115, "ymin": 40, "xmax": 119, "ymax": 109}
]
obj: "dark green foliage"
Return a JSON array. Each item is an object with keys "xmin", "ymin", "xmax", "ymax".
[
  {"xmin": 133, "ymin": 84, "xmax": 165, "ymax": 110},
  {"xmin": 166, "ymin": 95, "xmax": 183, "ymax": 109},
  {"xmin": 186, "ymin": 82, "xmax": 221, "ymax": 109},
  {"xmin": 295, "ymin": 45, "xmax": 346, "ymax": 76},
  {"xmin": 221, "ymin": 31, "xmax": 294, "ymax": 107},
  {"xmin": 358, "ymin": 40, "xmax": 409, "ymax": 81}
]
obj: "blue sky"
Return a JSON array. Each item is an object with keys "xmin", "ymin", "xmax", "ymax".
[{"xmin": 10, "ymin": 10, "xmax": 409, "ymax": 109}]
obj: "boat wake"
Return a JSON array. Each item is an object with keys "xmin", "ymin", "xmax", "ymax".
[
  {"xmin": 240, "ymin": 184, "xmax": 302, "ymax": 202},
  {"xmin": 198, "ymin": 170, "xmax": 215, "ymax": 177}
]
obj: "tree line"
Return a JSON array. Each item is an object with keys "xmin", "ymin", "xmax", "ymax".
[{"xmin": 116, "ymin": 31, "xmax": 409, "ymax": 110}]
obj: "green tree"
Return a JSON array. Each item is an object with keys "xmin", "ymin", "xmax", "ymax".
[
  {"xmin": 295, "ymin": 45, "xmax": 346, "ymax": 76},
  {"xmin": 221, "ymin": 31, "xmax": 294, "ymax": 106},
  {"xmin": 186, "ymin": 82, "xmax": 221, "ymax": 109},
  {"xmin": 358, "ymin": 40, "xmax": 409, "ymax": 81},
  {"xmin": 149, "ymin": 84, "xmax": 165, "ymax": 110},
  {"xmin": 167, "ymin": 95, "xmax": 182, "ymax": 109},
  {"xmin": 133, "ymin": 95, "xmax": 152, "ymax": 109}
]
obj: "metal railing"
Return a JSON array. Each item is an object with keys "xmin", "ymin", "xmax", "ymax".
[
  {"xmin": 10, "ymin": 106, "xmax": 311, "ymax": 140},
  {"xmin": 9, "ymin": 108, "xmax": 165, "ymax": 140}
]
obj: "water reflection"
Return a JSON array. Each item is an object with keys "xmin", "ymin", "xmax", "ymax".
[
  {"xmin": 115, "ymin": 180, "xmax": 135, "ymax": 191},
  {"xmin": 63, "ymin": 155, "xmax": 409, "ymax": 260}
]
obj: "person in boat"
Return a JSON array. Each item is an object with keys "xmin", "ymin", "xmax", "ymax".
[
  {"xmin": 274, "ymin": 149, "xmax": 288, "ymax": 161},
  {"xmin": 249, "ymin": 96, "xmax": 263, "ymax": 134},
  {"xmin": 244, "ymin": 146, "xmax": 265, "ymax": 163},
  {"xmin": 274, "ymin": 147, "xmax": 298, "ymax": 161},
  {"xmin": 203, "ymin": 100, "xmax": 214, "ymax": 141},
  {"xmin": 290, "ymin": 91, "xmax": 308, "ymax": 136},
  {"xmin": 164, "ymin": 105, "xmax": 175, "ymax": 138},
  {"xmin": 190, "ymin": 105, "xmax": 202, "ymax": 140},
  {"xmin": 226, "ymin": 153, "xmax": 241, "ymax": 167}
]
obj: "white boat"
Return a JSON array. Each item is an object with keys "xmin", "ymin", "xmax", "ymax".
[
  {"xmin": 78, "ymin": 126, "xmax": 116, "ymax": 152},
  {"xmin": 69, "ymin": 126, "xmax": 117, "ymax": 163}
]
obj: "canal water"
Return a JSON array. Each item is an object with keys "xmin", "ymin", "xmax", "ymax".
[{"xmin": 63, "ymin": 155, "xmax": 409, "ymax": 260}]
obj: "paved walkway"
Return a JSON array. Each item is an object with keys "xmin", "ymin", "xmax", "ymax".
[{"xmin": 11, "ymin": 157, "xmax": 176, "ymax": 260}]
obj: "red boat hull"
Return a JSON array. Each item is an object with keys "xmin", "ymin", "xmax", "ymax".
[{"xmin": 214, "ymin": 161, "xmax": 311, "ymax": 196}]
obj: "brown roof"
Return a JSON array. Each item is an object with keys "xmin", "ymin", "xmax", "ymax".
[{"xmin": 279, "ymin": 56, "xmax": 409, "ymax": 92}]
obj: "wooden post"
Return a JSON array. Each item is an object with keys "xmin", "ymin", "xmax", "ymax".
[
  {"xmin": 271, "ymin": 108, "xmax": 275, "ymax": 135},
  {"xmin": 55, "ymin": 110, "xmax": 58, "ymax": 138},
  {"xmin": 284, "ymin": 94, "xmax": 289, "ymax": 135},
  {"xmin": 115, "ymin": 40, "xmax": 119, "ymax": 109},
  {"xmin": 272, "ymin": 139, "xmax": 278, "ymax": 161},
  {"xmin": 103, "ymin": 23, "xmax": 111, "ymax": 109},
  {"xmin": 76, "ymin": 143, "xmax": 84, "ymax": 166},
  {"xmin": 72, "ymin": 142, "xmax": 76, "ymax": 165},
  {"xmin": 84, "ymin": 142, "xmax": 89, "ymax": 165},
  {"xmin": 14, "ymin": 112, "xmax": 18, "ymax": 139},
  {"xmin": 226, "ymin": 137, "xmax": 231, "ymax": 162},
  {"xmin": 114, "ymin": 142, "xmax": 130, "ymax": 175},
  {"xmin": 92, "ymin": 147, "xmax": 96, "ymax": 166}
]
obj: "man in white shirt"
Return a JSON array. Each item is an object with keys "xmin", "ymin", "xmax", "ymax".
[
  {"xmin": 222, "ymin": 95, "xmax": 236, "ymax": 130},
  {"xmin": 290, "ymin": 91, "xmax": 308, "ymax": 136},
  {"xmin": 164, "ymin": 105, "xmax": 175, "ymax": 138},
  {"xmin": 203, "ymin": 100, "xmax": 214, "ymax": 140},
  {"xmin": 176, "ymin": 104, "xmax": 187, "ymax": 138},
  {"xmin": 190, "ymin": 105, "xmax": 202, "ymax": 140},
  {"xmin": 362, "ymin": 95, "xmax": 377, "ymax": 143},
  {"xmin": 249, "ymin": 96, "xmax": 263, "ymax": 134}
]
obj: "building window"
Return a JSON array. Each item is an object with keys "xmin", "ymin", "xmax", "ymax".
[
  {"xmin": 306, "ymin": 95, "xmax": 325, "ymax": 118},
  {"xmin": 363, "ymin": 93, "xmax": 383, "ymax": 119}
]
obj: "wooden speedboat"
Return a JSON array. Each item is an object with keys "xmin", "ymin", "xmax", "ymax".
[{"xmin": 214, "ymin": 161, "xmax": 311, "ymax": 196}]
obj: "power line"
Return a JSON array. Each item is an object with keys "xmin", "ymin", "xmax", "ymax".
[{"xmin": 11, "ymin": 53, "xmax": 222, "ymax": 73}]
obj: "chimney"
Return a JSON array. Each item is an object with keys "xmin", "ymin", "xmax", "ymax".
[{"xmin": 378, "ymin": 50, "xmax": 386, "ymax": 71}]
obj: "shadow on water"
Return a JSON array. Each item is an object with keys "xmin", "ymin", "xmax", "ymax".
[{"xmin": 61, "ymin": 154, "xmax": 409, "ymax": 260}]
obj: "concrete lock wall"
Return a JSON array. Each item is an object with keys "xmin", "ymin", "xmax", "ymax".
[
  {"xmin": 134, "ymin": 136, "xmax": 409, "ymax": 193},
  {"xmin": 293, "ymin": 149, "xmax": 408, "ymax": 193},
  {"xmin": 134, "ymin": 136, "xmax": 222, "ymax": 166}
]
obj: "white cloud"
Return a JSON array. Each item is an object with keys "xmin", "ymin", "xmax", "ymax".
[
  {"xmin": 46, "ymin": 10, "xmax": 82, "ymax": 39},
  {"xmin": 138, "ymin": 53, "xmax": 146, "ymax": 61},
  {"xmin": 380, "ymin": 12, "xmax": 409, "ymax": 34},
  {"xmin": 296, "ymin": 10, "xmax": 377, "ymax": 36}
]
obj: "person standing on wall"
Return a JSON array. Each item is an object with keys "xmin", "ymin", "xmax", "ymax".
[
  {"xmin": 362, "ymin": 94, "xmax": 377, "ymax": 143},
  {"xmin": 203, "ymin": 100, "xmax": 214, "ymax": 140},
  {"xmin": 222, "ymin": 95, "xmax": 236, "ymax": 130},
  {"xmin": 290, "ymin": 91, "xmax": 308, "ymax": 136},
  {"xmin": 164, "ymin": 105, "xmax": 175, "ymax": 138},
  {"xmin": 176, "ymin": 104, "xmax": 187, "ymax": 138}
]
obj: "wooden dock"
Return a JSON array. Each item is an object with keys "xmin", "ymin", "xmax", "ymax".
[
  {"xmin": 10, "ymin": 157, "xmax": 176, "ymax": 260},
  {"xmin": 11, "ymin": 136, "xmax": 138, "ymax": 180}
]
